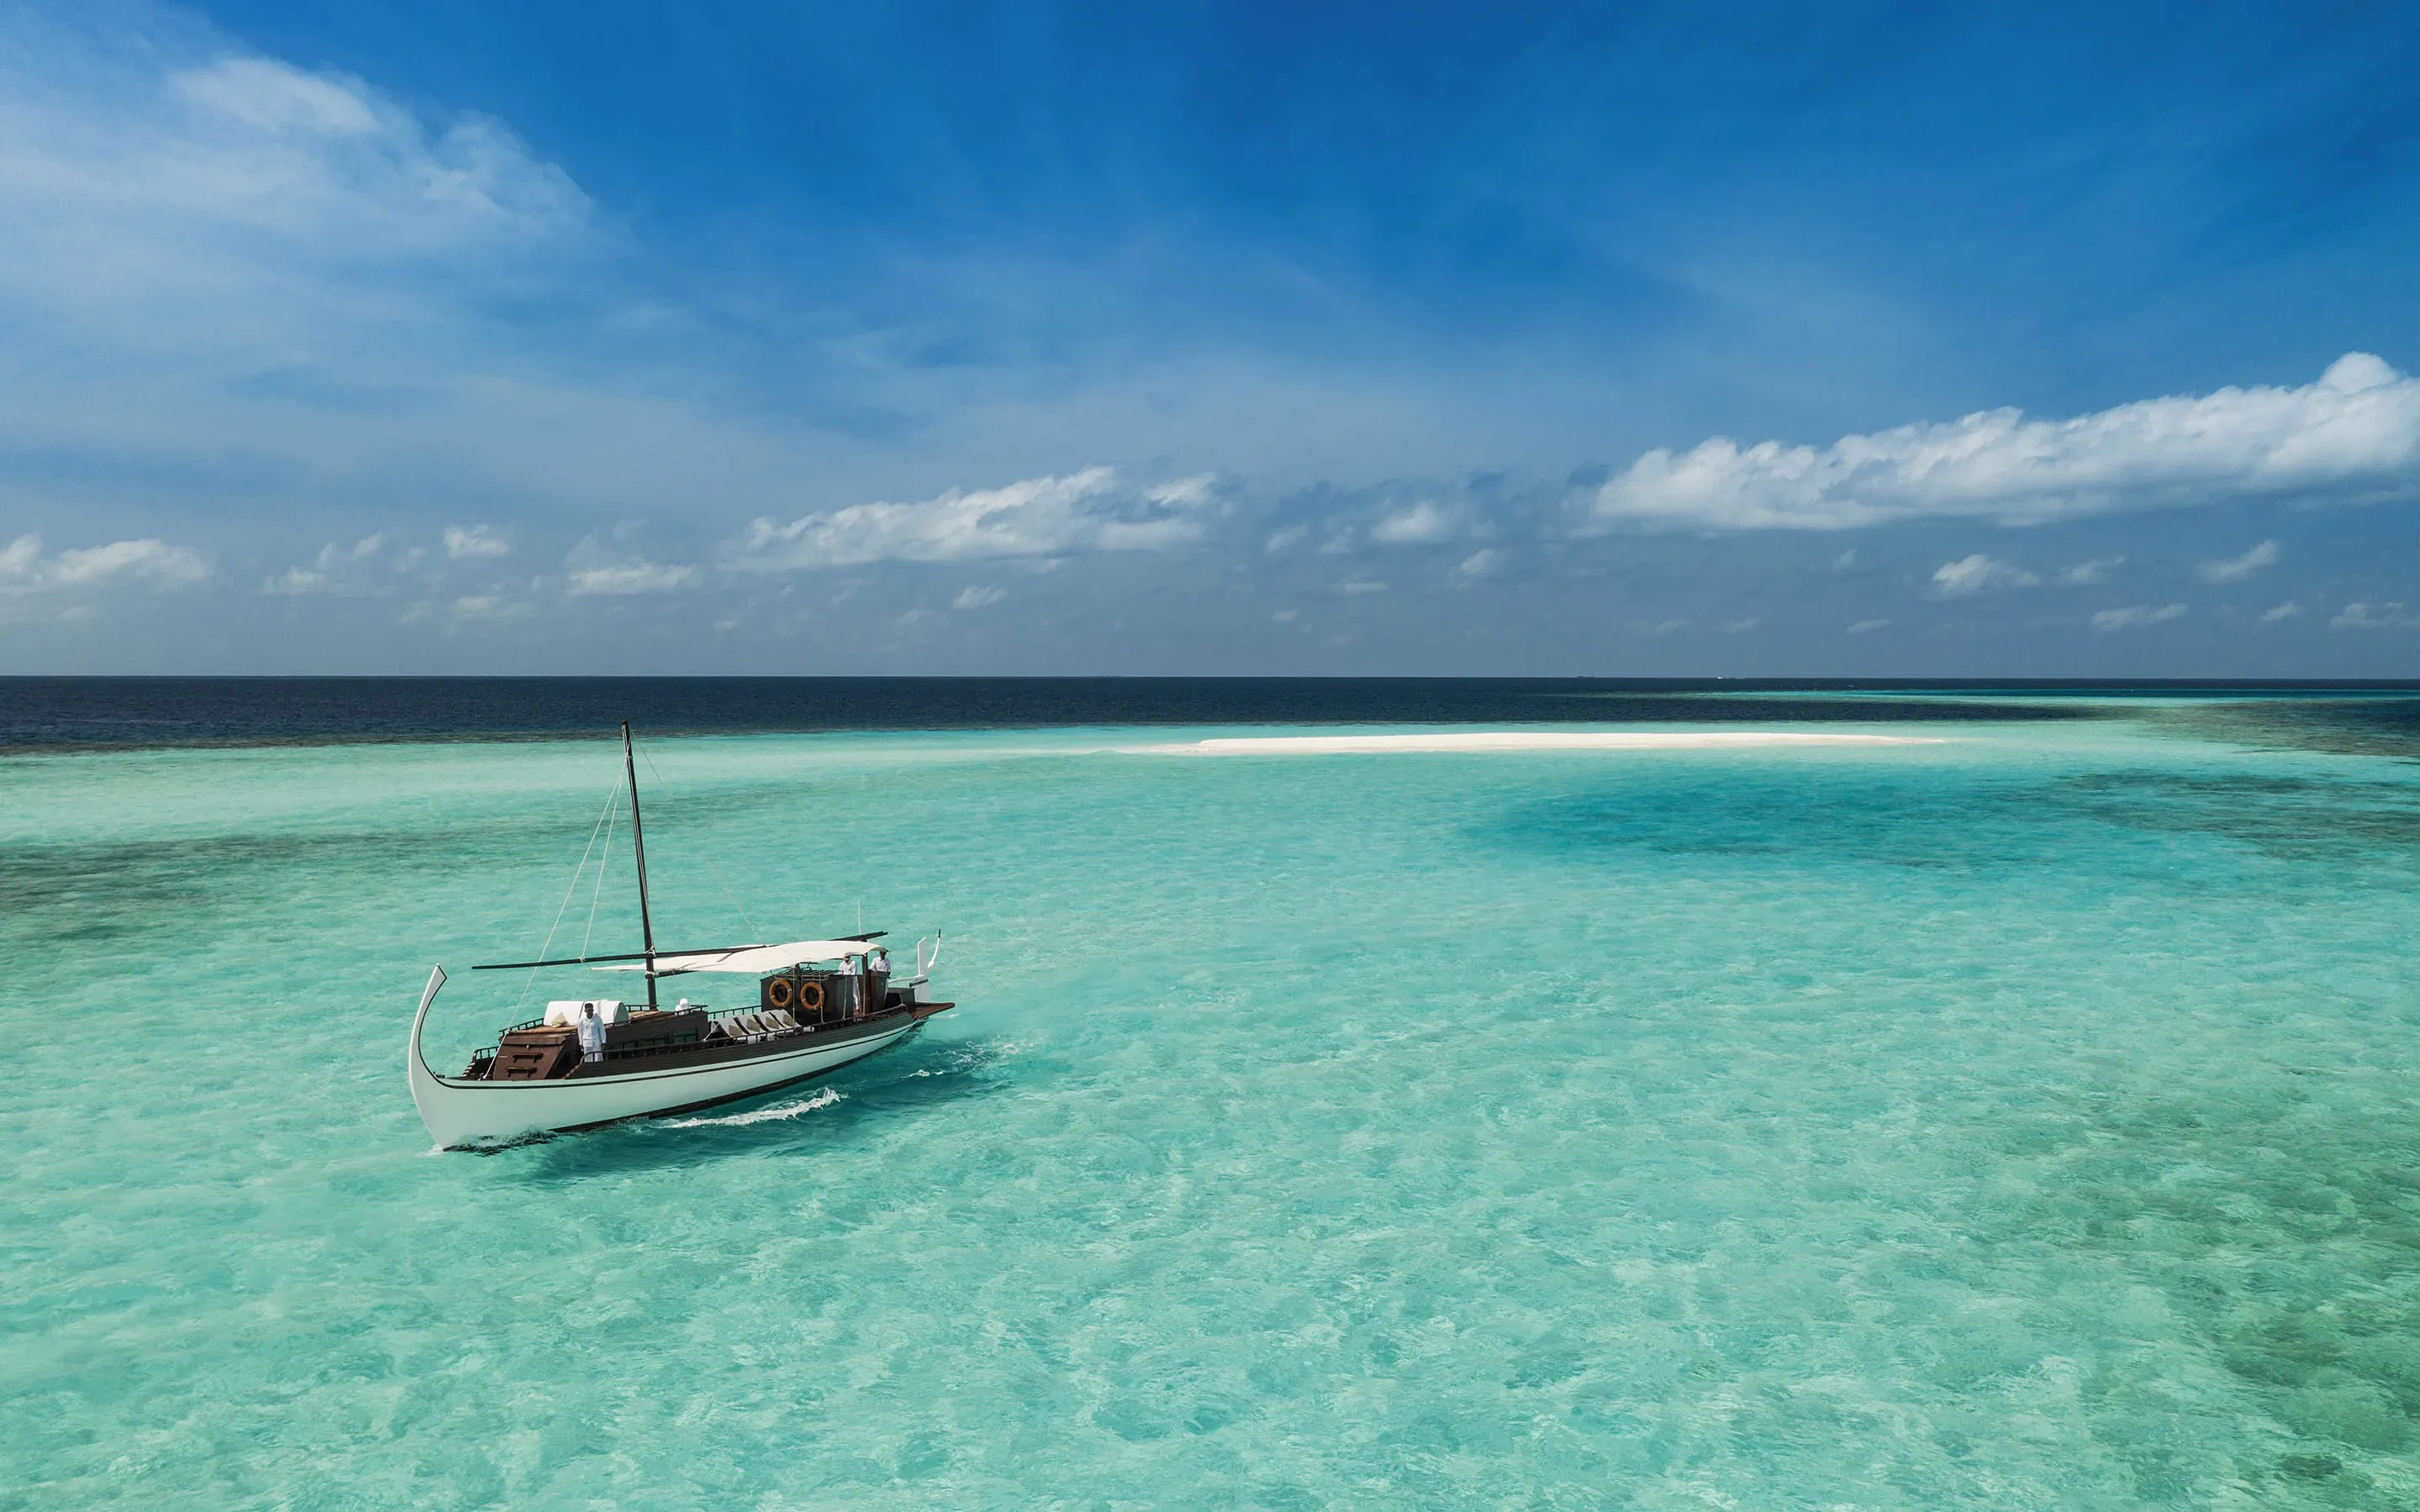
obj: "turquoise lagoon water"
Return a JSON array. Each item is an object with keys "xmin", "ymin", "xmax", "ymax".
[{"xmin": 8, "ymin": 710, "xmax": 2420, "ymax": 1508}]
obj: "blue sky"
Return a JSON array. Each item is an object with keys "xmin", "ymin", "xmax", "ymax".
[{"xmin": 3, "ymin": 0, "xmax": 2417, "ymax": 674}]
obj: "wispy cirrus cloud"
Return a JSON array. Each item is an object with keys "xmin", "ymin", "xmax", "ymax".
[
  {"xmin": 2196, "ymin": 539, "xmax": 2279, "ymax": 583},
  {"xmin": 1931, "ymin": 554, "xmax": 2039, "ymax": 596},
  {"xmin": 558, "ymin": 526, "xmax": 700, "ymax": 596},
  {"xmin": 738, "ymin": 468, "xmax": 1218, "ymax": 570},
  {"xmin": 565, "ymin": 561, "xmax": 698, "ymax": 595},
  {"xmin": 1591, "ymin": 355, "xmax": 2420, "ymax": 530},
  {"xmin": 1451, "ymin": 548, "xmax": 1504, "ymax": 580},
  {"xmin": 3, "ymin": 44, "xmax": 585, "ymax": 306},
  {"xmin": 2092, "ymin": 603, "xmax": 2187, "ymax": 632}
]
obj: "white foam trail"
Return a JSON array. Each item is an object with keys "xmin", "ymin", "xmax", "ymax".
[
  {"xmin": 660, "ymin": 1087, "xmax": 842, "ymax": 1127},
  {"xmin": 1122, "ymin": 732, "xmax": 1945, "ymax": 755}
]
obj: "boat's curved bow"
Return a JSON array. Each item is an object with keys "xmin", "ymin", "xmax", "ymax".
[{"xmin": 406, "ymin": 964, "xmax": 458, "ymax": 1146}]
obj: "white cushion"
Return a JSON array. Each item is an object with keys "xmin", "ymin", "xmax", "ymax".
[{"xmin": 544, "ymin": 1000, "xmax": 627, "ymax": 1027}]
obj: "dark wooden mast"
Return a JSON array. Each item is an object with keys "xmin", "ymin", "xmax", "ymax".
[{"xmin": 622, "ymin": 722, "xmax": 659, "ymax": 1010}]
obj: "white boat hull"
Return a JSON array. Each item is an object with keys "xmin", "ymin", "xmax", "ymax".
[{"xmin": 406, "ymin": 966, "xmax": 918, "ymax": 1149}]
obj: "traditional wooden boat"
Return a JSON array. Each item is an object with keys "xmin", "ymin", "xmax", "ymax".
[{"xmin": 406, "ymin": 724, "xmax": 953, "ymax": 1148}]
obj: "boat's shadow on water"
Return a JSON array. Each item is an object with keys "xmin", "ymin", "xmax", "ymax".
[{"xmin": 495, "ymin": 1031, "xmax": 1023, "ymax": 1182}]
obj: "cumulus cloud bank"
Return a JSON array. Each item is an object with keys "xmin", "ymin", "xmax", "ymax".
[
  {"xmin": 0, "ymin": 533, "xmax": 209, "ymax": 620},
  {"xmin": 1593, "ymin": 354, "xmax": 2420, "ymax": 530},
  {"xmin": 2332, "ymin": 602, "xmax": 2420, "ymax": 630},
  {"xmin": 2, "ymin": 533, "xmax": 208, "ymax": 590},
  {"xmin": 445, "ymin": 525, "xmax": 509, "ymax": 559},
  {"xmin": 739, "ymin": 468, "xmax": 1217, "ymax": 569},
  {"xmin": 264, "ymin": 533, "xmax": 388, "ymax": 596},
  {"xmin": 1370, "ymin": 500, "xmax": 1455, "ymax": 543}
]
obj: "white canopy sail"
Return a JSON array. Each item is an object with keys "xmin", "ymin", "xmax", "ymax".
[{"xmin": 594, "ymin": 939, "xmax": 884, "ymax": 976}]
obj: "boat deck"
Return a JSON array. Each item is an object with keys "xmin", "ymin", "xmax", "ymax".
[{"xmin": 466, "ymin": 992, "xmax": 952, "ymax": 1082}]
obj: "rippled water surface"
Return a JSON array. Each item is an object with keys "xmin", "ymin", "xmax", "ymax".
[{"xmin": 8, "ymin": 703, "xmax": 2420, "ymax": 1508}]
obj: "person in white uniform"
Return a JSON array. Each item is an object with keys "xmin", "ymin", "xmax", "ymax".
[{"xmin": 576, "ymin": 1002, "xmax": 606, "ymax": 1064}]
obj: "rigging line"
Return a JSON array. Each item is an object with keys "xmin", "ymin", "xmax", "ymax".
[
  {"xmin": 639, "ymin": 745, "xmax": 762, "ymax": 941},
  {"xmin": 513, "ymin": 776, "xmax": 626, "ymax": 1019},
  {"xmin": 580, "ymin": 776, "xmax": 621, "ymax": 964}
]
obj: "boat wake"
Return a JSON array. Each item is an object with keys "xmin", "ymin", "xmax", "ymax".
[
  {"xmin": 1120, "ymin": 732, "xmax": 1944, "ymax": 755},
  {"xmin": 909, "ymin": 1037, "xmax": 1034, "ymax": 1078},
  {"xmin": 660, "ymin": 1086, "xmax": 844, "ymax": 1127}
]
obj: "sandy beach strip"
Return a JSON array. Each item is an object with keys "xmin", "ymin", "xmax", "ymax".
[{"xmin": 1124, "ymin": 732, "xmax": 1945, "ymax": 755}]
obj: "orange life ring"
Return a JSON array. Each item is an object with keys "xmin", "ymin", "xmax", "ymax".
[
  {"xmin": 765, "ymin": 976, "xmax": 795, "ymax": 1010},
  {"xmin": 797, "ymin": 979, "xmax": 825, "ymax": 1013}
]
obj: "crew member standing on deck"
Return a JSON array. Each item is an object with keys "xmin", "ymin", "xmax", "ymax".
[{"xmin": 577, "ymin": 1003, "xmax": 606, "ymax": 1064}]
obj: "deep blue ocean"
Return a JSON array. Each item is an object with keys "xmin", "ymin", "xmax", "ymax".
[{"xmin": 7, "ymin": 680, "xmax": 2420, "ymax": 1507}]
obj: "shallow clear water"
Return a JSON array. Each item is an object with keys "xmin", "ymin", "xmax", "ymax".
[{"xmin": 8, "ymin": 711, "xmax": 2420, "ymax": 1508}]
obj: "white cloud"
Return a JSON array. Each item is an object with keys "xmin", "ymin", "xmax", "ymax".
[
  {"xmin": 53, "ymin": 539, "xmax": 209, "ymax": 587},
  {"xmin": 2196, "ymin": 539, "xmax": 2280, "ymax": 583},
  {"xmin": 953, "ymin": 584, "xmax": 1005, "ymax": 610},
  {"xmin": 264, "ymin": 534, "xmax": 392, "ymax": 595},
  {"xmin": 1723, "ymin": 617, "xmax": 1760, "ymax": 633},
  {"xmin": 0, "ymin": 40, "xmax": 585, "ymax": 372},
  {"xmin": 1453, "ymin": 548, "xmax": 1505, "ymax": 580},
  {"xmin": 739, "ymin": 468, "xmax": 1213, "ymax": 569},
  {"xmin": 1833, "ymin": 549, "xmax": 1857, "ymax": 569},
  {"xmin": 1593, "ymin": 354, "xmax": 2420, "ymax": 530},
  {"xmin": 1339, "ymin": 580, "xmax": 1389, "ymax": 596},
  {"xmin": 408, "ymin": 591, "xmax": 532, "ymax": 625},
  {"xmin": 2260, "ymin": 601, "xmax": 2301, "ymax": 622},
  {"xmin": 23, "ymin": 52, "xmax": 587, "ymax": 268},
  {"xmin": 402, "ymin": 580, "xmax": 539, "ymax": 624},
  {"xmin": 2331, "ymin": 601, "xmax": 2420, "ymax": 630},
  {"xmin": 445, "ymin": 524, "xmax": 508, "ymax": 559},
  {"xmin": 2057, "ymin": 557, "xmax": 2123, "ymax": 586},
  {"xmin": 1265, "ymin": 525, "xmax": 1308, "ymax": 554},
  {"xmin": 1272, "ymin": 607, "xmax": 1299, "ymax": 622},
  {"xmin": 2091, "ymin": 602, "xmax": 2187, "ymax": 632},
  {"xmin": 1931, "ymin": 554, "xmax": 2039, "ymax": 596},
  {"xmin": 0, "ymin": 533, "xmax": 206, "ymax": 589},
  {"xmin": 1847, "ymin": 618, "xmax": 1889, "ymax": 634},
  {"xmin": 1370, "ymin": 499, "xmax": 1455, "ymax": 544},
  {"xmin": 0, "ymin": 533, "xmax": 210, "ymax": 619},
  {"xmin": 1145, "ymin": 474, "xmax": 1218, "ymax": 507},
  {"xmin": 565, "ymin": 561, "xmax": 699, "ymax": 596},
  {"xmin": 0, "ymin": 20, "xmax": 767, "ymax": 548}
]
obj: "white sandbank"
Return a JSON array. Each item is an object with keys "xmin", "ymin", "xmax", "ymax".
[{"xmin": 1124, "ymin": 732, "xmax": 1945, "ymax": 755}]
